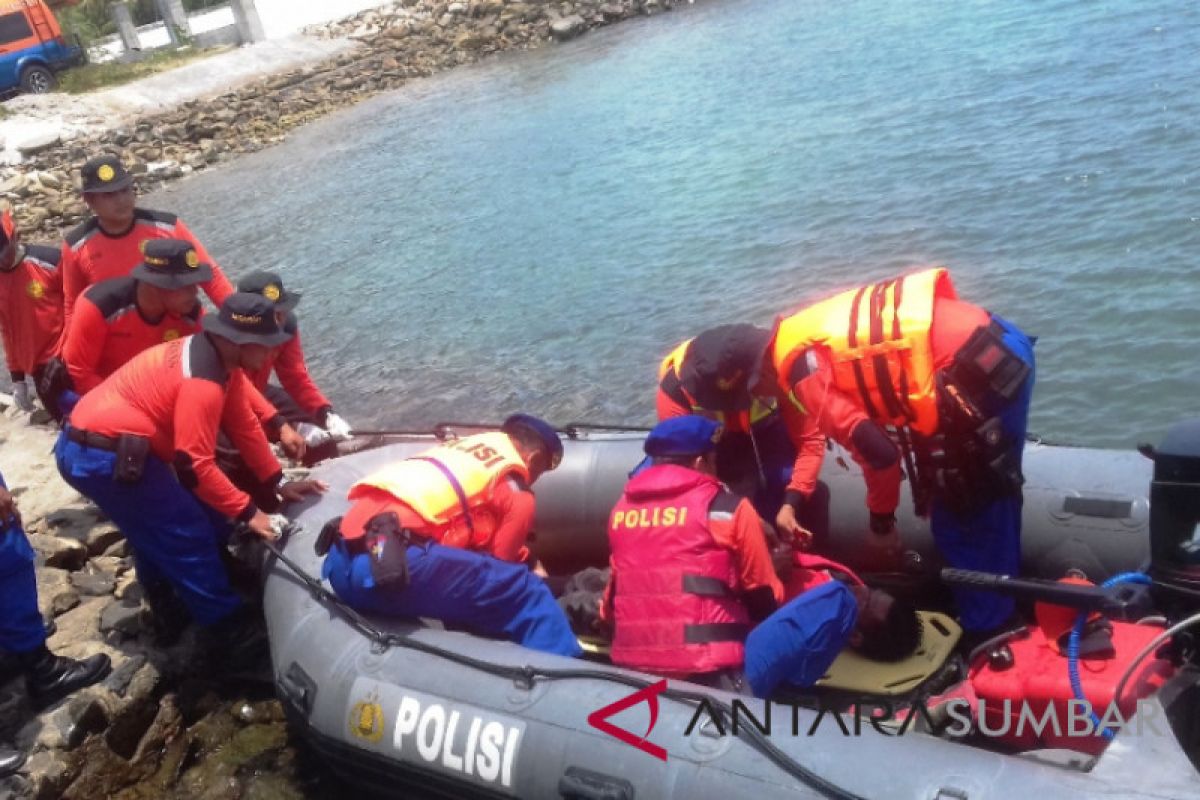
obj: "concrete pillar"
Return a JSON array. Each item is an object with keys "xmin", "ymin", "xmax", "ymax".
[
  {"xmin": 229, "ymin": 0, "xmax": 266, "ymax": 44},
  {"xmin": 157, "ymin": 0, "xmax": 192, "ymax": 45},
  {"xmin": 110, "ymin": 2, "xmax": 141, "ymax": 53}
]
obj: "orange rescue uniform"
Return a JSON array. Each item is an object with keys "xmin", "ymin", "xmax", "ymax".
[
  {"xmin": 68, "ymin": 335, "xmax": 281, "ymax": 519},
  {"xmin": 245, "ymin": 314, "xmax": 330, "ymax": 415},
  {"xmin": 774, "ymin": 269, "xmax": 990, "ymax": 514},
  {"xmin": 62, "ymin": 277, "xmax": 202, "ymax": 394},
  {"xmin": 340, "ymin": 433, "xmax": 538, "ymax": 563},
  {"xmin": 60, "ymin": 210, "xmax": 233, "ymax": 332},
  {"xmin": 0, "ymin": 244, "xmax": 62, "ymax": 381}
]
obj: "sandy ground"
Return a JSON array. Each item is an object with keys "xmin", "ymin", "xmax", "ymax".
[
  {"xmin": 0, "ymin": 31, "xmax": 362, "ymax": 164},
  {"xmin": 0, "ymin": 400, "xmax": 75, "ymax": 528}
]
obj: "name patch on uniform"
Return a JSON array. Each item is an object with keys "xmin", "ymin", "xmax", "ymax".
[
  {"xmin": 346, "ymin": 678, "xmax": 525, "ymax": 794},
  {"xmin": 612, "ymin": 506, "xmax": 687, "ymax": 529}
]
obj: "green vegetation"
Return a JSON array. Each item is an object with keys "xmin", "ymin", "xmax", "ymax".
[{"xmin": 57, "ymin": 44, "xmax": 229, "ymax": 93}]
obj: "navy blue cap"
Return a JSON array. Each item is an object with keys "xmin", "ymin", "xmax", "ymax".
[
  {"xmin": 644, "ymin": 415, "xmax": 723, "ymax": 458},
  {"xmin": 502, "ymin": 414, "xmax": 564, "ymax": 470}
]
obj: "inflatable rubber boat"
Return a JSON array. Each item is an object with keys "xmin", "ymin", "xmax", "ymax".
[{"xmin": 265, "ymin": 424, "xmax": 1200, "ymax": 799}]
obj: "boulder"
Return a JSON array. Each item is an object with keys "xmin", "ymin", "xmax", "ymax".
[{"xmin": 550, "ymin": 14, "xmax": 588, "ymax": 41}]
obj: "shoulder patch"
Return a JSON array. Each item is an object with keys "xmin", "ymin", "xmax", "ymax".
[
  {"xmin": 183, "ymin": 334, "xmax": 228, "ymax": 385},
  {"xmin": 85, "ymin": 277, "xmax": 138, "ymax": 319},
  {"xmin": 787, "ymin": 348, "xmax": 822, "ymax": 388},
  {"xmin": 64, "ymin": 217, "xmax": 100, "ymax": 249},
  {"xmin": 709, "ymin": 487, "xmax": 743, "ymax": 516},
  {"xmin": 23, "ymin": 244, "xmax": 62, "ymax": 270},
  {"xmin": 134, "ymin": 208, "xmax": 179, "ymax": 226}
]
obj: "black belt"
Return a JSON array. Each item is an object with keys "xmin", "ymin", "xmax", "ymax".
[
  {"xmin": 684, "ymin": 622, "xmax": 750, "ymax": 644},
  {"xmin": 66, "ymin": 426, "xmax": 119, "ymax": 451}
]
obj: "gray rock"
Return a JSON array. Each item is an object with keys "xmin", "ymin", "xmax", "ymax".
[
  {"xmin": 99, "ymin": 598, "xmax": 142, "ymax": 639},
  {"xmin": 101, "ymin": 538, "xmax": 129, "ymax": 559},
  {"xmin": 30, "ymin": 535, "xmax": 88, "ymax": 571},
  {"xmin": 550, "ymin": 14, "xmax": 588, "ymax": 40},
  {"xmin": 48, "ymin": 694, "xmax": 108, "ymax": 750},
  {"xmin": 600, "ymin": 3, "xmax": 625, "ymax": 20},
  {"xmin": 71, "ymin": 570, "xmax": 116, "ymax": 598},
  {"xmin": 84, "ymin": 526, "xmax": 123, "ymax": 557},
  {"xmin": 35, "ymin": 568, "xmax": 79, "ymax": 618},
  {"xmin": 13, "ymin": 129, "xmax": 61, "ymax": 156},
  {"xmin": 103, "ymin": 654, "xmax": 146, "ymax": 698}
]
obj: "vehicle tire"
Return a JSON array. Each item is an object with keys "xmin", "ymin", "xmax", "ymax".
[{"xmin": 19, "ymin": 66, "xmax": 56, "ymax": 95}]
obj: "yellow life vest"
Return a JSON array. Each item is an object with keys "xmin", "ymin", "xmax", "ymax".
[
  {"xmin": 658, "ymin": 338, "xmax": 777, "ymax": 433},
  {"xmin": 770, "ymin": 267, "xmax": 957, "ymax": 436},
  {"xmin": 349, "ymin": 432, "xmax": 530, "ymax": 527}
]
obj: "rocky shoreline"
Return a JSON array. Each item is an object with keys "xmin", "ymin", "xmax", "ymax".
[
  {"xmin": 0, "ymin": 401, "xmax": 340, "ymax": 799},
  {"xmin": 3, "ymin": 0, "xmax": 705, "ymax": 240}
]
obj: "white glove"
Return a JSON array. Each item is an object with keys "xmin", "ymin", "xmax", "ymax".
[
  {"xmin": 295, "ymin": 422, "xmax": 332, "ymax": 447},
  {"xmin": 268, "ymin": 514, "xmax": 289, "ymax": 539},
  {"xmin": 12, "ymin": 380, "xmax": 33, "ymax": 412},
  {"xmin": 324, "ymin": 412, "xmax": 353, "ymax": 442}
]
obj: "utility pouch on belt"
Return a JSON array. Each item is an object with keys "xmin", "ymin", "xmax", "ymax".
[
  {"xmin": 113, "ymin": 435, "xmax": 151, "ymax": 484},
  {"xmin": 364, "ymin": 512, "xmax": 411, "ymax": 591},
  {"xmin": 946, "ymin": 322, "xmax": 1029, "ymax": 411}
]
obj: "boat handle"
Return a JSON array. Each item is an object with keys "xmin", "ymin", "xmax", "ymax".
[{"xmin": 558, "ymin": 765, "xmax": 635, "ymax": 800}]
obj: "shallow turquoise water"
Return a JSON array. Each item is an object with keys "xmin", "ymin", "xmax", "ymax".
[{"xmin": 153, "ymin": 0, "xmax": 1200, "ymax": 448}]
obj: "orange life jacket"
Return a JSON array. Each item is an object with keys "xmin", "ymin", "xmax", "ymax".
[
  {"xmin": 350, "ymin": 432, "xmax": 530, "ymax": 532},
  {"xmin": 608, "ymin": 465, "xmax": 749, "ymax": 675},
  {"xmin": 658, "ymin": 339, "xmax": 777, "ymax": 434},
  {"xmin": 771, "ymin": 267, "xmax": 957, "ymax": 436}
]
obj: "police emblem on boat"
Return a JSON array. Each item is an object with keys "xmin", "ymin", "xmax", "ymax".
[
  {"xmin": 345, "ymin": 678, "xmax": 525, "ymax": 793},
  {"xmin": 349, "ymin": 690, "xmax": 385, "ymax": 743}
]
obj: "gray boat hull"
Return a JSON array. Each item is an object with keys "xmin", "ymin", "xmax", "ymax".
[{"xmin": 268, "ymin": 431, "xmax": 1198, "ymax": 799}]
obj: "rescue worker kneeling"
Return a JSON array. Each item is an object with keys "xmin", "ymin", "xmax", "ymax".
[
  {"xmin": 601, "ymin": 415, "xmax": 785, "ymax": 690},
  {"xmin": 602, "ymin": 416, "xmax": 919, "ymax": 697},
  {"xmin": 320, "ymin": 415, "xmax": 582, "ymax": 658},
  {"xmin": 53, "ymin": 294, "xmax": 325, "ymax": 658}
]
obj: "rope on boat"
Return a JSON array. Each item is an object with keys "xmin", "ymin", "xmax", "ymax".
[{"xmin": 259, "ymin": 526, "xmax": 867, "ymax": 800}]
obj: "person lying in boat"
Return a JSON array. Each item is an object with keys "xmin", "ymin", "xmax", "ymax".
[
  {"xmin": 656, "ymin": 324, "xmax": 829, "ymax": 537},
  {"xmin": 765, "ymin": 267, "xmax": 1034, "ymax": 644},
  {"xmin": 742, "ymin": 550, "xmax": 922, "ymax": 697},
  {"xmin": 319, "ymin": 414, "xmax": 583, "ymax": 658},
  {"xmin": 54, "ymin": 293, "xmax": 326, "ymax": 662},
  {"xmin": 236, "ymin": 270, "xmax": 353, "ymax": 464},
  {"xmin": 601, "ymin": 415, "xmax": 919, "ymax": 695}
]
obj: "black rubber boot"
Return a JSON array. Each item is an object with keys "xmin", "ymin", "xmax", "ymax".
[
  {"xmin": 18, "ymin": 646, "xmax": 111, "ymax": 709},
  {"xmin": 0, "ymin": 746, "xmax": 25, "ymax": 778},
  {"xmin": 141, "ymin": 581, "xmax": 191, "ymax": 647},
  {"xmin": 199, "ymin": 607, "xmax": 270, "ymax": 674}
]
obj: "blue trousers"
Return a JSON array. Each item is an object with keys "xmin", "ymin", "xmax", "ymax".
[
  {"xmin": 743, "ymin": 581, "xmax": 858, "ymax": 698},
  {"xmin": 323, "ymin": 539, "xmax": 582, "ymax": 658},
  {"xmin": 54, "ymin": 434, "xmax": 242, "ymax": 626},
  {"xmin": 930, "ymin": 315, "xmax": 1035, "ymax": 632},
  {"xmin": 0, "ymin": 472, "xmax": 48, "ymax": 654}
]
